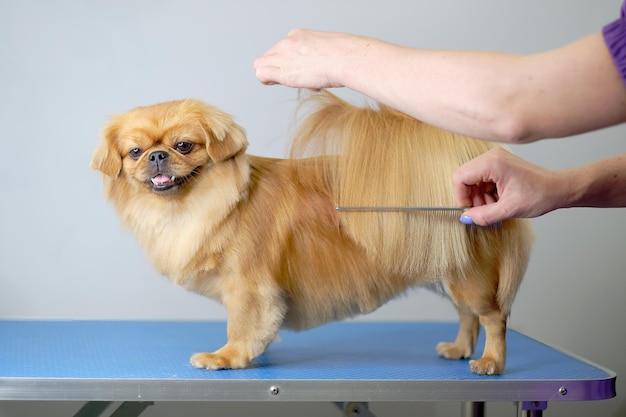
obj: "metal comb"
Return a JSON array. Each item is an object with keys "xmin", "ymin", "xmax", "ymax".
[{"xmin": 335, "ymin": 206, "xmax": 501, "ymax": 228}]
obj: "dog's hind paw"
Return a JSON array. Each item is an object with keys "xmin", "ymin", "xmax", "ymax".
[
  {"xmin": 436, "ymin": 341, "xmax": 473, "ymax": 360},
  {"xmin": 190, "ymin": 351, "xmax": 250, "ymax": 370},
  {"xmin": 469, "ymin": 357, "xmax": 503, "ymax": 376}
]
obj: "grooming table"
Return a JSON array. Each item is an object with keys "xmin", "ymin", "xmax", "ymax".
[{"xmin": 0, "ymin": 321, "xmax": 616, "ymax": 417}]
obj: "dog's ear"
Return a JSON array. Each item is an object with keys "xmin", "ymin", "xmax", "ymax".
[
  {"xmin": 199, "ymin": 104, "xmax": 248, "ymax": 162},
  {"xmin": 91, "ymin": 124, "xmax": 122, "ymax": 178}
]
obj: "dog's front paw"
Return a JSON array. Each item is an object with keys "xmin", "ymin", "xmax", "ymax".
[
  {"xmin": 469, "ymin": 356, "xmax": 503, "ymax": 376},
  {"xmin": 190, "ymin": 347, "xmax": 251, "ymax": 370},
  {"xmin": 436, "ymin": 341, "xmax": 473, "ymax": 360}
]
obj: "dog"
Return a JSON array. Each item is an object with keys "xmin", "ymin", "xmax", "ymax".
[{"xmin": 91, "ymin": 91, "xmax": 533, "ymax": 375}]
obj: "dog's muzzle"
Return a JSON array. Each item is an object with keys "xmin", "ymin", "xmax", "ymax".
[{"xmin": 147, "ymin": 151, "xmax": 178, "ymax": 192}]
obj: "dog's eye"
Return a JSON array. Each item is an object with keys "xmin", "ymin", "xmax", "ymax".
[
  {"xmin": 175, "ymin": 141, "xmax": 194, "ymax": 154},
  {"xmin": 128, "ymin": 148, "xmax": 143, "ymax": 160}
]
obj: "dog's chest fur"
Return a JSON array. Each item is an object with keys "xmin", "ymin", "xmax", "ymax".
[{"xmin": 107, "ymin": 159, "xmax": 250, "ymax": 296}]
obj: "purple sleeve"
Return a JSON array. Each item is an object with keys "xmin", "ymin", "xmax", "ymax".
[{"xmin": 603, "ymin": 1, "xmax": 626, "ymax": 86}]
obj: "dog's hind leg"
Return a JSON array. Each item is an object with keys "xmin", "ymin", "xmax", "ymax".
[
  {"xmin": 438, "ymin": 304, "xmax": 508, "ymax": 375},
  {"xmin": 469, "ymin": 311, "xmax": 507, "ymax": 375},
  {"xmin": 436, "ymin": 307, "xmax": 480, "ymax": 360},
  {"xmin": 440, "ymin": 266, "xmax": 508, "ymax": 375}
]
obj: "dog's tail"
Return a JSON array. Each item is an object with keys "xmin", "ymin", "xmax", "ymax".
[{"xmin": 289, "ymin": 90, "xmax": 532, "ymax": 297}]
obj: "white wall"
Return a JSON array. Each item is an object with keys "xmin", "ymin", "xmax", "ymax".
[{"xmin": 1, "ymin": 1, "xmax": 624, "ymax": 416}]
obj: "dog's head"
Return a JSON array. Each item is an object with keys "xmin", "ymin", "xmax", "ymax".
[{"xmin": 91, "ymin": 99, "xmax": 248, "ymax": 196}]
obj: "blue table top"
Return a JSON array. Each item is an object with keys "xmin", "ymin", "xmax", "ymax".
[{"xmin": 0, "ymin": 320, "xmax": 616, "ymax": 403}]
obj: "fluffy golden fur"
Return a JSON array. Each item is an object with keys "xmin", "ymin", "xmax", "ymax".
[{"xmin": 91, "ymin": 91, "xmax": 533, "ymax": 375}]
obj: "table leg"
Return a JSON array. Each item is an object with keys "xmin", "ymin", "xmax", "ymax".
[
  {"xmin": 71, "ymin": 402, "xmax": 153, "ymax": 417},
  {"xmin": 109, "ymin": 402, "xmax": 154, "ymax": 417},
  {"xmin": 462, "ymin": 401, "xmax": 485, "ymax": 417},
  {"xmin": 520, "ymin": 401, "xmax": 548, "ymax": 417},
  {"xmin": 72, "ymin": 402, "xmax": 112, "ymax": 417},
  {"xmin": 334, "ymin": 402, "xmax": 377, "ymax": 417}
]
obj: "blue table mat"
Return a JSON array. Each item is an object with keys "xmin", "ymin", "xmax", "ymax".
[{"xmin": 0, "ymin": 321, "xmax": 611, "ymax": 382}]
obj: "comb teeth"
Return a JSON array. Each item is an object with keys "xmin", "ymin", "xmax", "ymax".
[
  {"xmin": 334, "ymin": 206, "xmax": 502, "ymax": 228},
  {"xmin": 335, "ymin": 206, "xmax": 466, "ymax": 212}
]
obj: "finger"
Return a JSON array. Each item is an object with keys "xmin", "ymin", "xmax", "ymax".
[
  {"xmin": 467, "ymin": 185, "xmax": 486, "ymax": 207},
  {"xmin": 458, "ymin": 180, "xmax": 497, "ymax": 208},
  {"xmin": 255, "ymin": 66, "xmax": 281, "ymax": 84},
  {"xmin": 460, "ymin": 202, "xmax": 507, "ymax": 227},
  {"xmin": 452, "ymin": 178, "xmax": 475, "ymax": 208},
  {"xmin": 452, "ymin": 164, "xmax": 487, "ymax": 207},
  {"xmin": 482, "ymin": 182, "xmax": 499, "ymax": 204}
]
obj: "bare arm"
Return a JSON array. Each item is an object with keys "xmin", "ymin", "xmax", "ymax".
[
  {"xmin": 561, "ymin": 153, "xmax": 626, "ymax": 208},
  {"xmin": 254, "ymin": 30, "xmax": 626, "ymax": 143}
]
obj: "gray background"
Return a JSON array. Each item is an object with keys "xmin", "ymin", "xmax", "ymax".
[{"xmin": 1, "ymin": 1, "xmax": 625, "ymax": 416}]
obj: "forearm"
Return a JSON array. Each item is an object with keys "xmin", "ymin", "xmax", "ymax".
[
  {"xmin": 336, "ymin": 37, "xmax": 524, "ymax": 142},
  {"xmin": 561, "ymin": 153, "xmax": 626, "ymax": 209},
  {"xmin": 336, "ymin": 32, "xmax": 626, "ymax": 143}
]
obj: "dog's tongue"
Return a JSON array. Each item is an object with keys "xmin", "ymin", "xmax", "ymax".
[{"xmin": 151, "ymin": 175, "xmax": 173, "ymax": 186}]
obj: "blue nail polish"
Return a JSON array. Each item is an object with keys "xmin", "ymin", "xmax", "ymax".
[{"xmin": 460, "ymin": 215, "xmax": 474, "ymax": 225}]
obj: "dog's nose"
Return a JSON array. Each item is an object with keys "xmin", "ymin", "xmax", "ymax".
[{"xmin": 149, "ymin": 151, "xmax": 169, "ymax": 166}]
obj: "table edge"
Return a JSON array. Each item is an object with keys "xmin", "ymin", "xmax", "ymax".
[{"xmin": 0, "ymin": 374, "xmax": 616, "ymax": 402}]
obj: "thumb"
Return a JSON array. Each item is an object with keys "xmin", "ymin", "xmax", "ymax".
[{"xmin": 460, "ymin": 203, "xmax": 507, "ymax": 227}]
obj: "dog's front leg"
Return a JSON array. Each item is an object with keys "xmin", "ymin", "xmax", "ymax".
[{"xmin": 190, "ymin": 282, "xmax": 286, "ymax": 370}]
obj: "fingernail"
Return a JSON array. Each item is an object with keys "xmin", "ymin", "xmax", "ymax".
[{"xmin": 460, "ymin": 215, "xmax": 474, "ymax": 225}]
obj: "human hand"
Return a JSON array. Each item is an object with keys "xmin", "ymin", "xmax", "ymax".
[
  {"xmin": 254, "ymin": 29, "xmax": 359, "ymax": 89},
  {"xmin": 453, "ymin": 147, "xmax": 564, "ymax": 226}
]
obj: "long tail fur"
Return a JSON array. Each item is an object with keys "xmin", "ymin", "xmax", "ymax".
[{"xmin": 289, "ymin": 90, "xmax": 533, "ymax": 315}]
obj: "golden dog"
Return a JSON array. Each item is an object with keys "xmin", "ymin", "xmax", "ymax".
[{"xmin": 91, "ymin": 91, "xmax": 533, "ymax": 375}]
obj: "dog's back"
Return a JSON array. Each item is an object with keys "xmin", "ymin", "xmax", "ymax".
[{"xmin": 288, "ymin": 91, "xmax": 533, "ymax": 374}]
